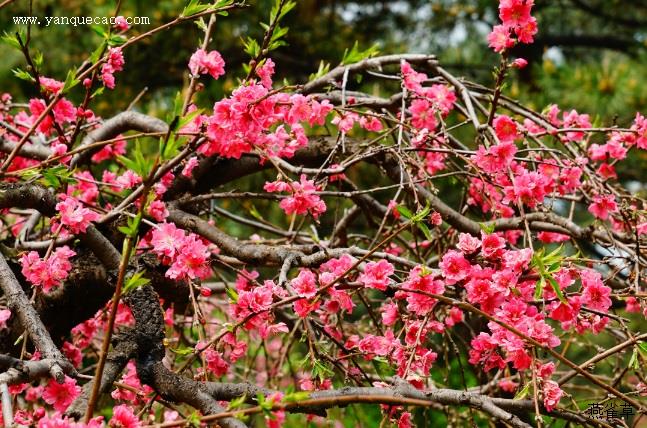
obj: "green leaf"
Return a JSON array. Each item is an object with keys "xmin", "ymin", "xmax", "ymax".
[
  {"xmin": 228, "ymin": 394, "xmax": 247, "ymax": 410},
  {"xmin": 62, "ymin": 69, "xmax": 80, "ymax": 93},
  {"xmin": 312, "ymin": 359, "xmax": 333, "ymax": 382},
  {"xmin": 182, "ymin": 0, "xmax": 212, "ymax": 17},
  {"xmin": 33, "ymin": 51, "xmax": 44, "ymax": 68},
  {"xmin": 186, "ymin": 411, "xmax": 202, "ymax": 428},
  {"xmin": 341, "ymin": 41, "xmax": 379, "ymax": 65},
  {"xmin": 1, "ymin": 31, "xmax": 23, "ymax": 50},
  {"xmin": 117, "ymin": 141, "xmax": 153, "ymax": 177},
  {"xmin": 308, "ymin": 60, "xmax": 331, "ymax": 81},
  {"xmin": 91, "ymin": 86, "xmax": 105, "ymax": 98},
  {"xmin": 479, "ymin": 222, "xmax": 495, "ymax": 234},
  {"xmin": 396, "ymin": 205, "xmax": 413, "ymax": 220},
  {"xmin": 107, "ymin": 34, "xmax": 127, "ymax": 46},
  {"xmin": 534, "ymin": 277, "xmax": 545, "ymax": 300},
  {"xmin": 628, "ymin": 348, "xmax": 639, "ymax": 370},
  {"xmin": 41, "ymin": 165, "xmax": 77, "ymax": 188},
  {"xmin": 169, "ymin": 345, "xmax": 194, "ymax": 356},
  {"xmin": 225, "ymin": 286, "xmax": 239, "ymax": 303},
  {"xmin": 283, "ymin": 391, "xmax": 311, "ymax": 403},
  {"xmin": 90, "ymin": 25, "xmax": 108, "ymax": 38},
  {"xmin": 638, "ymin": 342, "xmax": 647, "ymax": 354},
  {"xmin": 417, "ymin": 222, "xmax": 433, "ymax": 241},
  {"xmin": 123, "ymin": 270, "xmax": 151, "ymax": 294},
  {"xmin": 248, "ymin": 204, "xmax": 264, "ymax": 221},
  {"xmin": 514, "ymin": 383, "xmax": 531, "ymax": 400},
  {"xmin": 242, "ymin": 37, "xmax": 260, "ymax": 58},
  {"xmin": 546, "ymin": 275, "xmax": 568, "ymax": 304},
  {"xmin": 89, "ymin": 42, "xmax": 106, "ymax": 64},
  {"xmin": 12, "ymin": 68, "xmax": 35, "ymax": 82},
  {"xmin": 177, "ymin": 108, "xmax": 202, "ymax": 132}
]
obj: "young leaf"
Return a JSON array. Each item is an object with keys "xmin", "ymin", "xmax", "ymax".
[
  {"xmin": 123, "ymin": 270, "xmax": 151, "ymax": 294},
  {"xmin": 12, "ymin": 68, "xmax": 35, "ymax": 82},
  {"xmin": 225, "ymin": 286, "xmax": 239, "ymax": 303},
  {"xmin": 534, "ymin": 276, "xmax": 545, "ymax": 300},
  {"xmin": 546, "ymin": 275, "xmax": 568, "ymax": 304},
  {"xmin": 396, "ymin": 205, "xmax": 413, "ymax": 220},
  {"xmin": 341, "ymin": 41, "xmax": 379, "ymax": 65},
  {"xmin": 514, "ymin": 383, "xmax": 531, "ymax": 400},
  {"xmin": 62, "ymin": 69, "xmax": 80, "ymax": 93}
]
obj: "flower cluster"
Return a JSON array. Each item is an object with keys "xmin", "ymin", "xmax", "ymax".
[
  {"xmin": 264, "ymin": 174, "xmax": 327, "ymax": 219},
  {"xmin": 149, "ymin": 223, "xmax": 212, "ymax": 280},
  {"xmin": 488, "ymin": 0, "xmax": 538, "ymax": 53},
  {"xmin": 55, "ymin": 195, "xmax": 100, "ymax": 234},
  {"xmin": 20, "ymin": 246, "xmax": 76, "ymax": 292},
  {"xmin": 100, "ymin": 47, "xmax": 125, "ymax": 89}
]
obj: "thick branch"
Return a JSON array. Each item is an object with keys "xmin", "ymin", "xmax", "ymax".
[
  {"xmin": 0, "ymin": 255, "xmax": 72, "ymax": 382},
  {"xmin": 71, "ymin": 111, "xmax": 168, "ymax": 166}
]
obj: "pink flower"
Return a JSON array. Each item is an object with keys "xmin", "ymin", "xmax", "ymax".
[
  {"xmin": 445, "ymin": 307, "xmax": 464, "ymax": 327},
  {"xmin": 116, "ymin": 170, "xmax": 142, "ymax": 190},
  {"xmin": 204, "ymin": 348, "xmax": 229, "ymax": 377},
  {"xmin": 256, "ymin": 58, "xmax": 275, "ymax": 89},
  {"xmin": 151, "ymin": 223, "xmax": 212, "ymax": 280},
  {"xmin": 488, "ymin": 25, "xmax": 514, "ymax": 53},
  {"xmin": 62, "ymin": 341, "xmax": 82, "ymax": 368},
  {"xmin": 91, "ymin": 137, "xmax": 127, "ymax": 163},
  {"xmin": 110, "ymin": 404, "xmax": 141, "ymax": 428},
  {"xmin": 56, "ymin": 196, "xmax": 100, "ymax": 234},
  {"xmin": 401, "ymin": 60, "xmax": 427, "ymax": 93},
  {"xmin": 514, "ymin": 17, "xmax": 538, "ymax": 43},
  {"xmin": 398, "ymin": 412, "xmax": 413, "ymax": 428},
  {"xmin": 439, "ymin": 250, "xmax": 471, "ymax": 284},
  {"xmin": 150, "ymin": 223, "xmax": 186, "ymax": 260},
  {"xmin": 631, "ymin": 112, "xmax": 647, "ymax": 149},
  {"xmin": 409, "ymin": 99, "xmax": 438, "ymax": 130},
  {"xmin": 381, "ymin": 302, "xmax": 399, "ymax": 326},
  {"xmin": 166, "ymin": 234, "xmax": 212, "ymax": 280},
  {"xmin": 39, "ymin": 77, "xmax": 64, "ymax": 95},
  {"xmin": 331, "ymin": 112, "xmax": 358, "ymax": 133},
  {"xmin": 537, "ymin": 231, "xmax": 570, "ymax": 243},
  {"xmin": 626, "ymin": 297, "xmax": 641, "ymax": 313},
  {"xmin": 423, "ymin": 84, "xmax": 456, "ymax": 115},
  {"xmin": 401, "ymin": 266, "xmax": 445, "ymax": 315},
  {"xmin": 580, "ymin": 269, "xmax": 611, "ymax": 312},
  {"xmin": 493, "ymin": 115, "xmax": 519, "ymax": 143},
  {"xmin": 101, "ymin": 47, "xmax": 125, "ymax": 89},
  {"xmin": 291, "ymin": 269, "xmax": 318, "ymax": 299},
  {"xmin": 265, "ymin": 175, "xmax": 327, "ymax": 219},
  {"xmin": 588, "ymin": 194, "xmax": 618, "ymax": 220},
  {"xmin": 480, "ymin": 232, "xmax": 506, "ymax": 259},
  {"xmin": 20, "ymin": 246, "xmax": 76, "ymax": 292},
  {"xmin": 147, "ymin": 200, "xmax": 169, "ymax": 221},
  {"xmin": 542, "ymin": 380, "xmax": 563, "ymax": 412},
  {"xmin": 189, "ymin": 48, "xmax": 225, "ymax": 79},
  {"xmin": 359, "ymin": 115, "xmax": 383, "ymax": 132},
  {"xmin": 181, "ymin": 157, "xmax": 199, "ymax": 177},
  {"xmin": 0, "ymin": 309, "xmax": 10, "ymax": 329},
  {"xmin": 53, "ymin": 98, "xmax": 76, "ymax": 124},
  {"xmin": 42, "ymin": 375, "xmax": 80, "ymax": 412},
  {"xmin": 359, "ymin": 260, "xmax": 394, "ymax": 291},
  {"xmin": 293, "ymin": 298, "xmax": 321, "ymax": 318},
  {"xmin": 457, "ymin": 233, "xmax": 481, "ymax": 254},
  {"xmin": 114, "ymin": 16, "xmax": 129, "ymax": 31},
  {"xmin": 499, "ymin": 379, "xmax": 518, "ymax": 393},
  {"xmin": 511, "ymin": 58, "xmax": 528, "ymax": 68},
  {"xmin": 499, "ymin": 0, "xmax": 534, "ymax": 26}
]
